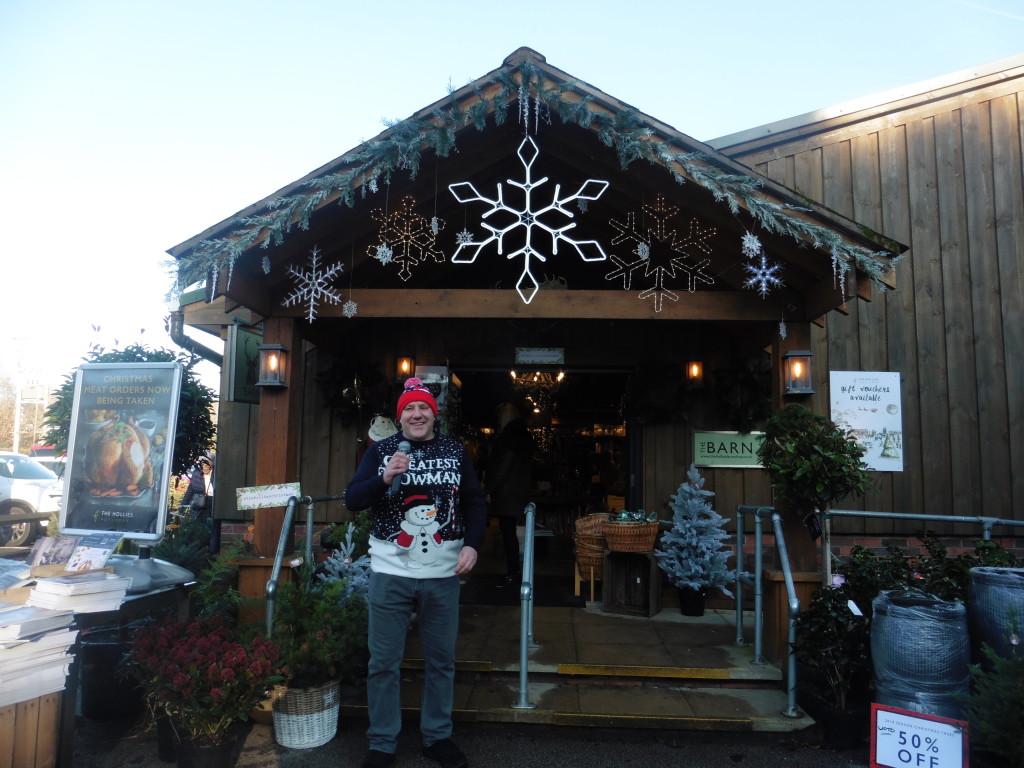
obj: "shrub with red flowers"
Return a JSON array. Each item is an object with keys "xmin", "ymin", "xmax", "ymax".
[{"xmin": 128, "ymin": 614, "xmax": 283, "ymax": 746}]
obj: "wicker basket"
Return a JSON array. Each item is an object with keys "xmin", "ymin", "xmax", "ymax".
[
  {"xmin": 602, "ymin": 521, "xmax": 659, "ymax": 553},
  {"xmin": 574, "ymin": 514, "xmax": 607, "ymax": 579},
  {"xmin": 271, "ymin": 679, "xmax": 341, "ymax": 749}
]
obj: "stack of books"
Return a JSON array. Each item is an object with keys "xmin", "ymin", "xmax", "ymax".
[
  {"xmin": 0, "ymin": 603, "xmax": 77, "ymax": 708},
  {"xmin": 27, "ymin": 572, "xmax": 132, "ymax": 613}
]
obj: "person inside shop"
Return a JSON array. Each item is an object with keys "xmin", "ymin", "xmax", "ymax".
[
  {"xmin": 345, "ymin": 377, "xmax": 487, "ymax": 768},
  {"xmin": 181, "ymin": 453, "xmax": 218, "ymax": 553},
  {"xmin": 484, "ymin": 401, "xmax": 535, "ymax": 587}
]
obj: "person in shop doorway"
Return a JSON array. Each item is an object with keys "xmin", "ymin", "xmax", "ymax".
[
  {"xmin": 345, "ymin": 377, "xmax": 487, "ymax": 768},
  {"xmin": 181, "ymin": 453, "xmax": 218, "ymax": 554},
  {"xmin": 484, "ymin": 402, "xmax": 535, "ymax": 587}
]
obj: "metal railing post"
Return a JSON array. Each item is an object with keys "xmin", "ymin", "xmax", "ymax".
[
  {"xmin": 264, "ymin": 493, "xmax": 346, "ymax": 638},
  {"xmin": 771, "ymin": 512, "xmax": 802, "ymax": 719},
  {"xmin": 512, "ymin": 502, "xmax": 538, "ymax": 710}
]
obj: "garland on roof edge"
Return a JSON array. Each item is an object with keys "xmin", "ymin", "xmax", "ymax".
[{"xmin": 171, "ymin": 60, "xmax": 902, "ymax": 300}]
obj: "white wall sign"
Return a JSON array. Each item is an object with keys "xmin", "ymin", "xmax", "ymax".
[
  {"xmin": 830, "ymin": 371, "xmax": 904, "ymax": 472},
  {"xmin": 235, "ymin": 482, "xmax": 302, "ymax": 511},
  {"xmin": 871, "ymin": 704, "xmax": 968, "ymax": 768}
]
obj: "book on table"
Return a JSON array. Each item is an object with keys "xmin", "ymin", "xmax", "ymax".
[
  {"xmin": 64, "ymin": 532, "xmax": 124, "ymax": 572},
  {"xmin": 32, "ymin": 571, "xmax": 132, "ymax": 596},
  {"xmin": 0, "ymin": 605, "xmax": 75, "ymax": 641},
  {"xmin": 27, "ymin": 589, "xmax": 125, "ymax": 613}
]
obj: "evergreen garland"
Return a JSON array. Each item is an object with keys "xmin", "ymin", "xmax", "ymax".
[
  {"xmin": 173, "ymin": 61, "xmax": 901, "ymax": 300},
  {"xmin": 655, "ymin": 464, "xmax": 735, "ymax": 597}
]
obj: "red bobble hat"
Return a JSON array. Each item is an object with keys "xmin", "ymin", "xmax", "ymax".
[{"xmin": 396, "ymin": 377, "xmax": 438, "ymax": 419}]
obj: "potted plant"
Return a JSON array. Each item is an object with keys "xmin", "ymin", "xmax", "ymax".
[
  {"xmin": 655, "ymin": 464, "xmax": 735, "ymax": 616},
  {"xmin": 758, "ymin": 403, "xmax": 871, "ymax": 532},
  {"xmin": 127, "ymin": 613, "xmax": 282, "ymax": 767},
  {"xmin": 792, "ymin": 583, "xmax": 872, "ymax": 748},
  {"xmin": 269, "ymin": 524, "xmax": 370, "ymax": 749}
]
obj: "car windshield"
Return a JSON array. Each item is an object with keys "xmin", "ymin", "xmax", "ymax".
[{"xmin": 0, "ymin": 455, "xmax": 58, "ymax": 481}]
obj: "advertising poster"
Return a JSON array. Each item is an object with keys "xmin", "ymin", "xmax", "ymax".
[
  {"xmin": 830, "ymin": 371, "xmax": 903, "ymax": 472},
  {"xmin": 60, "ymin": 363, "xmax": 183, "ymax": 540}
]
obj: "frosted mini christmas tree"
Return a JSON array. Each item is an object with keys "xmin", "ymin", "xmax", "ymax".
[{"xmin": 655, "ymin": 464, "xmax": 735, "ymax": 597}]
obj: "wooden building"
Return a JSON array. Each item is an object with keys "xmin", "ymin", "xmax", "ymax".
[
  {"xmin": 712, "ymin": 53, "xmax": 1024, "ymax": 546},
  {"xmin": 170, "ymin": 48, "xmax": 913, "ymax": 570}
]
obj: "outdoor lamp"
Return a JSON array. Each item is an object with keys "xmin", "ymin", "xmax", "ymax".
[
  {"xmin": 256, "ymin": 344, "xmax": 288, "ymax": 388},
  {"xmin": 396, "ymin": 356, "xmax": 415, "ymax": 381},
  {"xmin": 783, "ymin": 350, "xmax": 814, "ymax": 395},
  {"xmin": 686, "ymin": 361, "xmax": 704, "ymax": 388}
]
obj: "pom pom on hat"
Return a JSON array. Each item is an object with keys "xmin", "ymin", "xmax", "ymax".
[{"xmin": 396, "ymin": 377, "xmax": 438, "ymax": 419}]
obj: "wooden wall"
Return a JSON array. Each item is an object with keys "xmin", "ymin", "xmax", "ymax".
[{"xmin": 718, "ymin": 63, "xmax": 1024, "ymax": 534}]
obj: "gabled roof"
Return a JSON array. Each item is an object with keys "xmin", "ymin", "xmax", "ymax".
[{"xmin": 169, "ymin": 47, "xmax": 905, "ymax": 327}]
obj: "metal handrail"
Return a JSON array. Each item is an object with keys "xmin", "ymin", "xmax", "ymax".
[
  {"xmin": 512, "ymin": 501, "xmax": 538, "ymax": 710},
  {"xmin": 734, "ymin": 504, "xmax": 1024, "ymax": 720},
  {"xmin": 734, "ymin": 504, "xmax": 800, "ymax": 718},
  {"xmin": 826, "ymin": 509, "xmax": 1024, "ymax": 539},
  {"xmin": 265, "ymin": 493, "xmax": 346, "ymax": 637},
  {"xmin": 770, "ymin": 511, "xmax": 801, "ymax": 719}
]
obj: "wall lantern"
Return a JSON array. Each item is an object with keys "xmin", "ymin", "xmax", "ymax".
[
  {"xmin": 256, "ymin": 344, "xmax": 288, "ymax": 388},
  {"xmin": 396, "ymin": 356, "xmax": 416, "ymax": 382},
  {"xmin": 783, "ymin": 350, "xmax": 814, "ymax": 395},
  {"xmin": 686, "ymin": 361, "xmax": 704, "ymax": 388}
]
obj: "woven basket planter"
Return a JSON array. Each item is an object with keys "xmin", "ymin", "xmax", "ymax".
[
  {"xmin": 271, "ymin": 679, "xmax": 341, "ymax": 749},
  {"xmin": 602, "ymin": 521, "xmax": 659, "ymax": 553},
  {"xmin": 574, "ymin": 513, "xmax": 607, "ymax": 578}
]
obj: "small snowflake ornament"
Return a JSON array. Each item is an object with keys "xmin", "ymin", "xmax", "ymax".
[
  {"xmin": 779, "ymin": 320, "xmax": 788, "ymax": 339},
  {"xmin": 343, "ymin": 299, "xmax": 358, "ymax": 319},
  {"xmin": 282, "ymin": 246, "xmax": 344, "ymax": 322},
  {"xmin": 374, "ymin": 243, "xmax": 394, "ymax": 265},
  {"xmin": 741, "ymin": 231, "xmax": 763, "ymax": 259}
]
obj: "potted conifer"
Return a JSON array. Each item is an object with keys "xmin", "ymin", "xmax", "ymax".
[{"xmin": 655, "ymin": 464, "xmax": 735, "ymax": 616}]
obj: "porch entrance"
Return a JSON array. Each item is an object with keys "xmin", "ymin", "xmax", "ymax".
[{"xmin": 455, "ymin": 368, "xmax": 632, "ymax": 607}]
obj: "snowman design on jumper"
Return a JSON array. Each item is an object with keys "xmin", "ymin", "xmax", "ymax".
[{"xmin": 394, "ymin": 494, "xmax": 444, "ymax": 568}]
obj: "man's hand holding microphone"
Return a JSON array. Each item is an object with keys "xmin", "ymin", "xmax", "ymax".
[{"xmin": 383, "ymin": 440, "xmax": 412, "ymax": 496}]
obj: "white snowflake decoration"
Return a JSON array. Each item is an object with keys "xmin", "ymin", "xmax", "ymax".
[
  {"xmin": 343, "ymin": 299, "xmax": 358, "ymax": 319},
  {"xmin": 741, "ymin": 231, "xmax": 763, "ymax": 258},
  {"xmin": 743, "ymin": 253, "xmax": 784, "ymax": 298},
  {"xmin": 779, "ymin": 320, "xmax": 788, "ymax": 339},
  {"xmin": 605, "ymin": 194, "xmax": 715, "ymax": 312},
  {"xmin": 367, "ymin": 196, "xmax": 445, "ymax": 281},
  {"xmin": 374, "ymin": 243, "xmax": 394, "ymax": 265},
  {"xmin": 449, "ymin": 136, "xmax": 609, "ymax": 304},
  {"xmin": 282, "ymin": 246, "xmax": 344, "ymax": 322},
  {"xmin": 455, "ymin": 229, "xmax": 474, "ymax": 246}
]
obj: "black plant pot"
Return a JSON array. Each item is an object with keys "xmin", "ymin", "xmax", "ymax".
[{"xmin": 678, "ymin": 587, "xmax": 707, "ymax": 617}]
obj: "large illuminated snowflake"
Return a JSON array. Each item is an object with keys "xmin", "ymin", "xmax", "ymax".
[
  {"xmin": 449, "ymin": 136, "xmax": 609, "ymax": 304},
  {"xmin": 282, "ymin": 246, "xmax": 344, "ymax": 322},
  {"xmin": 367, "ymin": 195, "xmax": 445, "ymax": 281},
  {"xmin": 605, "ymin": 194, "xmax": 715, "ymax": 312}
]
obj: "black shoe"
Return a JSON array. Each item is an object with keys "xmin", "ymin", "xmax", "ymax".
[
  {"xmin": 423, "ymin": 738, "xmax": 469, "ymax": 768},
  {"xmin": 361, "ymin": 749, "xmax": 395, "ymax": 768}
]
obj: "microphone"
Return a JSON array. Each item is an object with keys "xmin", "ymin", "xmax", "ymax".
[{"xmin": 388, "ymin": 440, "xmax": 412, "ymax": 496}]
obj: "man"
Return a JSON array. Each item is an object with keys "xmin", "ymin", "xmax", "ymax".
[{"xmin": 346, "ymin": 377, "xmax": 486, "ymax": 768}]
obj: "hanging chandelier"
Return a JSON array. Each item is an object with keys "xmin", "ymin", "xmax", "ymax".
[{"xmin": 510, "ymin": 370, "xmax": 565, "ymax": 414}]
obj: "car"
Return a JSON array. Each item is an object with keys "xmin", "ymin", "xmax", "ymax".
[{"xmin": 0, "ymin": 451, "xmax": 60, "ymax": 547}]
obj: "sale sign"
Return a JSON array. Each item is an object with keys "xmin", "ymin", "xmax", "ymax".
[{"xmin": 872, "ymin": 704, "xmax": 968, "ymax": 768}]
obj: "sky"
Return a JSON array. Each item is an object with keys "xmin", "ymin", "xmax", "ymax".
[{"xmin": 2, "ymin": 0, "xmax": 1022, "ymax": 395}]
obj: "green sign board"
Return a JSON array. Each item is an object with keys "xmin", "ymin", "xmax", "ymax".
[{"xmin": 693, "ymin": 431, "xmax": 764, "ymax": 468}]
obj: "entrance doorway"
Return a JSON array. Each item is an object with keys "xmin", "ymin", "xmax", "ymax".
[{"xmin": 455, "ymin": 368, "xmax": 630, "ymax": 607}]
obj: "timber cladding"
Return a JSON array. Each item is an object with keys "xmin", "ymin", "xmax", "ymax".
[{"xmin": 716, "ymin": 65, "xmax": 1024, "ymax": 537}]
